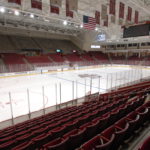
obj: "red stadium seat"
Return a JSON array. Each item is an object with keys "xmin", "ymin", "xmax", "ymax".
[
  {"xmin": 0, "ymin": 140, "xmax": 17, "ymax": 149},
  {"xmin": 100, "ymin": 126, "xmax": 116, "ymax": 149},
  {"xmin": 86, "ymin": 120, "xmax": 100, "ymax": 139},
  {"xmin": 32, "ymin": 133, "xmax": 52, "ymax": 148},
  {"xmin": 126, "ymin": 112, "xmax": 141, "ymax": 132},
  {"xmin": 43, "ymin": 137, "xmax": 68, "ymax": 150},
  {"xmin": 50, "ymin": 126, "xmax": 67, "ymax": 139},
  {"xmin": 81, "ymin": 135, "xmax": 102, "ymax": 150},
  {"xmin": 64, "ymin": 120, "xmax": 78, "ymax": 132},
  {"xmin": 136, "ymin": 106, "xmax": 149, "ymax": 123},
  {"xmin": 115, "ymin": 118, "xmax": 130, "ymax": 143},
  {"xmin": 16, "ymin": 133, "xmax": 34, "ymax": 145},
  {"xmin": 11, "ymin": 141, "xmax": 33, "ymax": 150},
  {"xmin": 115, "ymin": 118, "xmax": 130, "ymax": 144},
  {"xmin": 0, "ymin": 134, "xmax": 16, "ymax": 144},
  {"xmin": 95, "ymin": 135, "xmax": 115, "ymax": 150},
  {"xmin": 63, "ymin": 129, "xmax": 79, "ymax": 139},
  {"xmin": 67, "ymin": 128, "xmax": 86, "ymax": 150}
]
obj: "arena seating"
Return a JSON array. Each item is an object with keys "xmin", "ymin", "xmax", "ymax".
[
  {"xmin": 0, "ymin": 65, "xmax": 6, "ymax": 73},
  {"xmin": 144, "ymin": 56, "xmax": 150, "ymax": 66},
  {"xmin": 110, "ymin": 55, "xmax": 126, "ymax": 64},
  {"xmin": 0, "ymin": 51, "xmax": 150, "ymax": 74},
  {"xmin": 0, "ymin": 54, "xmax": 6, "ymax": 73},
  {"xmin": 2, "ymin": 53, "xmax": 29, "ymax": 72},
  {"xmin": 81, "ymin": 53, "xmax": 94, "ymax": 61},
  {"xmin": 48, "ymin": 53, "xmax": 64, "ymax": 63},
  {"xmin": 25, "ymin": 55, "xmax": 52, "ymax": 67},
  {"xmin": 127, "ymin": 56, "xmax": 143, "ymax": 65},
  {"xmin": 79, "ymin": 98, "xmax": 149, "ymax": 150},
  {"xmin": 65, "ymin": 53, "xmax": 83, "ymax": 62},
  {"xmin": 0, "ymin": 81, "xmax": 149, "ymax": 150},
  {"xmin": 90, "ymin": 52, "xmax": 110, "ymax": 64}
]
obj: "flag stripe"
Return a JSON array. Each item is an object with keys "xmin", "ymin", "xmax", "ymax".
[{"xmin": 83, "ymin": 16, "xmax": 96, "ymax": 30}]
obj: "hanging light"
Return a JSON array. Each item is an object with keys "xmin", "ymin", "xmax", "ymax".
[
  {"xmin": 14, "ymin": 10, "xmax": 20, "ymax": 16},
  {"xmin": 0, "ymin": 7, "xmax": 5, "ymax": 13},
  {"xmin": 95, "ymin": 27, "xmax": 98, "ymax": 31},
  {"xmin": 80, "ymin": 24, "xmax": 83, "ymax": 28},
  {"xmin": 63, "ymin": 20, "xmax": 68, "ymax": 25},
  {"xmin": 30, "ymin": 13, "xmax": 34, "ymax": 18}
]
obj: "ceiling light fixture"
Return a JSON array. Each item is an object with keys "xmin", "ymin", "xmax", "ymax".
[
  {"xmin": 14, "ymin": 10, "xmax": 20, "ymax": 16},
  {"xmin": 0, "ymin": 7, "xmax": 5, "ymax": 13},
  {"xmin": 80, "ymin": 24, "xmax": 83, "ymax": 28},
  {"xmin": 63, "ymin": 20, "xmax": 67, "ymax": 25},
  {"xmin": 30, "ymin": 14, "xmax": 34, "ymax": 18},
  {"xmin": 95, "ymin": 27, "xmax": 98, "ymax": 31}
]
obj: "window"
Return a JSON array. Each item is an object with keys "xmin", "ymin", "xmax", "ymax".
[{"xmin": 128, "ymin": 44, "xmax": 132, "ymax": 47}]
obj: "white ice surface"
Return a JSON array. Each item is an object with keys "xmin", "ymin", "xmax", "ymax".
[{"xmin": 0, "ymin": 66, "xmax": 150, "ymax": 122}]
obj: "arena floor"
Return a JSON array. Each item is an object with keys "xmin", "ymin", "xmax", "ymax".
[{"xmin": 0, "ymin": 65, "xmax": 150, "ymax": 122}]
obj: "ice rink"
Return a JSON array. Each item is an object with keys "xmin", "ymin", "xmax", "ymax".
[{"xmin": 0, "ymin": 65, "xmax": 150, "ymax": 122}]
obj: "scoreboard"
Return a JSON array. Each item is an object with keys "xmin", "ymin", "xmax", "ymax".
[{"xmin": 123, "ymin": 24, "xmax": 150, "ymax": 38}]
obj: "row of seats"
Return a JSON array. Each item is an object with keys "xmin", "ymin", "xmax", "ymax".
[
  {"xmin": 38, "ymin": 96, "xmax": 145, "ymax": 150},
  {"xmin": 1, "ymin": 52, "xmax": 150, "ymax": 73},
  {"xmin": 25, "ymin": 55, "xmax": 52, "ymax": 67},
  {"xmin": 40, "ymin": 95, "xmax": 147, "ymax": 150},
  {"xmin": 110, "ymin": 55, "xmax": 145, "ymax": 65},
  {"xmin": 80, "ymin": 54, "xmax": 94, "ymax": 61},
  {"xmin": 89, "ymin": 52, "xmax": 109, "ymax": 64},
  {"xmin": 0, "ymin": 101, "xmax": 119, "ymax": 149},
  {"xmin": 0, "ymin": 52, "xmax": 109, "ymax": 73},
  {"xmin": 79, "ymin": 100, "xmax": 150, "ymax": 150},
  {"xmin": 99, "ymin": 80, "xmax": 150, "ymax": 101},
  {"xmin": 48, "ymin": 54, "xmax": 64, "ymax": 62},
  {"xmin": 0, "ymin": 92, "xmax": 133, "ymax": 149},
  {"xmin": 1, "ymin": 53, "xmax": 30, "ymax": 72},
  {"xmin": 64, "ymin": 53, "xmax": 83, "ymax": 62},
  {"xmin": 0, "ymin": 81, "xmax": 149, "ymax": 149}
]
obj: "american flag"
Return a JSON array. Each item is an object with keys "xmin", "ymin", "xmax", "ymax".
[{"xmin": 83, "ymin": 15, "xmax": 96, "ymax": 30}]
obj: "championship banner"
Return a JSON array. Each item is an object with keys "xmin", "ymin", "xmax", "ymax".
[
  {"xmin": 109, "ymin": 0, "xmax": 116, "ymax": 15},
  {"xmin": 31, "ymin": 0, "xmax": 42, "ymax": 10},
  {"xmin": 95, "ymin": 11, "xmax": 100, "ymax": 25},
  {"xmin": 134, "ymin": 11, "xmax": 139, "ymax": 24},
  {"xmin": 66, "ymin": 0, "xmax": 73, "ymax": 18},
  {"xmin": 127, "ymin": 6, "xmax": 132, "ymax": 21},
  {"xmin": 119, "ymin": 2, "xmax": 125, "ymax": 19}
]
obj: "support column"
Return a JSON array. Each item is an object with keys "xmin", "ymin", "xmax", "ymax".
[
  {"xmin": 59, "ymin": 83, "xmax": 61, "ymax": 107},
  {"xmin": 55, "ymin": 83, "xmax": 58, "ymax": 109},
  {"xmin": 9, "ymin": 92, "xmax": 14, "ymax": 126},
  {"xmin": 27, "ymin": 89, "xmax": 31, "ymax": 119},
  {"xmin": 42, "ymin": 86, "xmax": 45, "ymax": 115}
]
